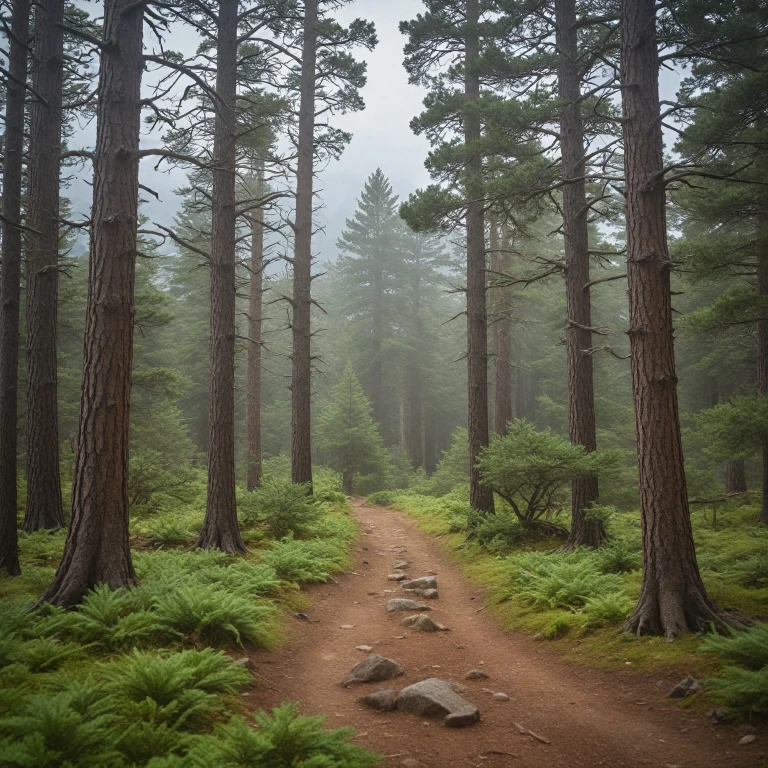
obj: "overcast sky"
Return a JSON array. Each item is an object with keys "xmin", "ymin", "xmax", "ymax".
[
  {"xmin": 65, "ymin": 0, "xmax": 432, "ymax": 261},
  {"xmin": 63, "ymin": 0, "xmax": 683, "ymax": 260}
]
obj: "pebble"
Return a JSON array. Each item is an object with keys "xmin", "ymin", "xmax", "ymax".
[
  {"xmin": 356, "ymin": 645, "xmax": 373, "ymax": 652},
  {"xmin": 739, "ymin": 735, "xmax": 756, "ymax": 746},
  {"xmin": 388, "ymin": 573, "xmax": 408, "ymax": 581},
  {"xmin": 340, "ymin": 625, "xmax": 355, "ymax": 629},
  {"xmin": 465, "ymin": 669, "xmax": 489, "ymax": 680},
  {"xmin": 492, "ymin": 692, "xmax": 510, "ymax": 701}
]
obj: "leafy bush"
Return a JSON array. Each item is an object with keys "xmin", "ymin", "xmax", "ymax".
[
  {"xmin": 145, "ymin": 514, "xmax": 198, "ymax": 548},
  {"xmin": 240, "ymin": 479, "xmax": 320, "ymax": 539},
  {"xmin": 102, "ymin": 648, "xmax": 250, "ymax": 730},
  {"xmin": 313, "ymin": 467, "xmax": 346, "ymax": 504},
  {"xmin": 477, "ymin": 421, "xmax": 618, "ymax": 527},
  {"xmin": 700, "ymin": 623, "xmax": 768, "ymax": 670},
  {"xmin": 705, "ymin": 666, "xmax": 768, "ymax": 719},
  {"xmin": 152, "ymin": 583, "xmax": 278, "ymax": 649},
  {"xmin": 183, "ymin": 703, "xmax": 381, "ymax": 767},
  {"xmin": 427, "ymin": 426, "xmax": 468, "ymax": 497},
  {"xmin": 17, "ymin": 530, "xmax": 66, "ymax": 565}
]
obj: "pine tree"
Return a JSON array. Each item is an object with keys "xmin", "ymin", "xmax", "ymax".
[
  {"xmin": 336, "ymin": 169, "xmax": 402, "ymax": 431},
  {"xmin": 316, "ymin": 364, "xmax": 389, "ymax": 494}
]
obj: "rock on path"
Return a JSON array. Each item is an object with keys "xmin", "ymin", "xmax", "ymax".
[
  {"xmin": 343, "ymin": 655, "xmax": 405, "ymax": 687},
  {"xmin": 396, "ymin": 678, "xmax": 480, "ymax": 728},
  {"xmin": 387, "ymin": 598, "xmax": 430, "ymax": 612}
]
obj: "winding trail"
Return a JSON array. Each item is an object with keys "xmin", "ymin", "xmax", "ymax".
[{"xmin": 246, "ymin": 499, "xmax": 762, "ymax": 767}]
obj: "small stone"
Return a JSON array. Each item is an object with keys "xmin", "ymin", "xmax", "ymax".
[
  {"xmin": 667, "ymin": 676, "xmax": 703, "ymax": 698},
  {"xmin": 360, "ymin": 689, "xmax": 398, "ymax": 711},
  {"xmin": 403, "ymin": 587, "xmax": 439, "ymax": 599},
  {"xmin": 387, "ymin": 598, "xmax": 431, "ymax": 612},
  {"xmin": 707, "ymin": 708, "xmax": 725, "ymax": 724},
  {"xmin": 401, "ymin": 576, "xmax": 437, "ymax": 591},
  {"xmin": 393, "ymin": 561, "xmax": 408, "ymax": 570},
  {"xmin": 532, "ymin": 633, "xmax": 545, "ymax": 641},
  {"xmin": 340, "ymin": 624, "xmax": 355, "ymax": 629},
  {"xmin": 396, "ymin": 678, "xmax": 479, "ymax": 728},
  {"xmin": 356, "ymin": 645, "xmax": 373, "ymax": 653},
  {"xmin": 492, "ymin": 692, "xmax": 510, "ymax": 701},
  {"xmin": 739, "ymin": 735, "xmax": 756, "ymax": 746},
  {"xmin": 396, "ymin": 635, "xmax": 406, "ymax": 639},
  {"xmin": 232, "ymin": 657, "xmax": 253, "ymax": 670},
  {"xmin": 343, "ymin": 655, "xmax": 405, "ymax": 687},
  {"xmin": 402, "ymin": 614, "xmax": 448, "ymax": 632},
  {"xmin": 367, "ymin": 591, "xmax": 378, "ymax": 596},
  {"xmin": 465, "ymin": 669, "xmax": 489, "ymax": 680},
  {"xmin": 388, "ymin": 573, "xmax": 408, "ymax": 581}
]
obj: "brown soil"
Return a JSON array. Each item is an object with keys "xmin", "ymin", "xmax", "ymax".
[{"xmin": 246, "ymin": 499, "xmax": 765, "ymax": 767}]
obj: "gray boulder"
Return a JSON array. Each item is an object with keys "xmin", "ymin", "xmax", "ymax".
[
  {"xmin": 396, "ymin": 678, "xmax": 479, "ymax": 727},
  {"xmin": 343, "ymin": 655, "xmax": 405, "ymax": 687},
  {"xmin": 360, "ymin": 689, "xmax": 399, "ymax": 711},
  {"xmin": 402, "ymin": 614, "xmax": 448, "ymax": 632},
  {"xmin": 403, "ymin": 587, "xmax": 439, "ymax": 599},
  {"xmin": 401, "ymin": 576, "xmax": 437, "ymax": 591},
  {"xmin": 387, "ymin": 598, "xmax": 430, "ymax": 612}
]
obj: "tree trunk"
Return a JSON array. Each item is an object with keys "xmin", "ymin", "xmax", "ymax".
[
  {"xmin": 0, "ymin": 0, "xmax": 29, "ymax": 575},
  {"xmin": 24, "ymin": 0, "xmax": 65, "ymax": 533},
  {"xmin": 620, "ymin": 0, "xmax": 734, "ymax": 636},
  {"xmin": 196, "ymin": 0, "xmax": 246, "ymax": 552},
  {"xmin": 465, "ymin": 0, "xmax": 494, "ymax": 513},
  {"xmin": 370, "ymin": 266, "xmax": 384, "ymax": 428},
  {"xmin": 757, "ymin": 222, "xmax": 768, "ymax": 523},
  {"xmin": 342, "ymin": 467, "xmax": 353, "ymax": 495},
  {"xmin": 291, "ymin": 0, "xmax": 317, "ymax": 489},
  {"xmin": 40, "ymin": 0, "xmax": 144, "ymax": 605},
  {"xmin": 725, "ymin": 460, "xmax": 747, "ymax": 494},
  {"xmin": 407, "ymin": 255, "xmax": 425, "ymax": 469},
  {"xmin": 245, "ymin": 169, "xmax": 264, "ymax": 492},
  {"xmin": 492, "ymin": 225, "xmax": 513, "ymax": 436},
  {"xmin": 557, "ymin": 0, "xmax": 605, "ymax": 550}
]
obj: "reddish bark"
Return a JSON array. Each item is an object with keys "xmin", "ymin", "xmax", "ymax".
[
  {"xmin": 491, "ymin": 224, "xmax": 513, "ymax": 436},
  {"xmin": 245, "ymin": 173, "xmax": 264, "ymax": 492},
  {"xmin": 758, "ymin": 225, "xmax": 768, "ymax": 523},
  {"xmin": 196, "ymin": 0, "xmax": 246, "ymax": 552},
  {"xmin": 725, "ymin": 460, "xmax": 747, "ymax": 494},
  {"xmin": 465, "ymin": 0, "xmax": 494, "ymax": 513},
  {"xmin": 620, "ymin": 0, "xmax": 735, "ymax": 636},
  {"xmin": 0, "ymin": 0, "xmax": 29, "ymax": 575},
  {"xmin": 557, "ymin": 0, "xmax": 605, "ymax": 549},
  {"xmin": 24, "ymin": 0, "xmax": 65, "ymax": 533},
  {"xmin": 291, "ymin": 0, "xmax": 318, "ymax": 489},
  {"xmin": 40, "ymin": 0, "xmax": 144, "ymax": 605}
]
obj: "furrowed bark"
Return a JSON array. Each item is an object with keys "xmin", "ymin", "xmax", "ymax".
[
  {"xmin": 407, "ymin": 246, "xmax": 425, "ymax": 470},
  {"xmin": 620, "ymin": 0, "xmax": 735, "ymax": 636},
  {"xmin": 196, "ymin": 0, "xmax": 246, "ymax": 552},
  {"xmin": 291, "ymin": 0, "xmax": 318, "ymax": 490},
  {"xmin": 758, "ymin": 220, "xmax": 768, "ymax": 523},
  {"xmin": 465, "ymin": 0, "xmax": 494, "ymax": 513},
  {"xmin": 245, "ymin": 169, "xmax": 264, "ymax": 492},
  {"xmin": 492, "ymin": 224, "xmax": 513, "ymax": 436},
  {"xmin": 0, "ymin": 0, "xmax": 30, "ymax": 575},
  {"xmin": 40, "ymin": 0, "xmax": 144, "ymax": 605},
  {"xmin": 24, "ymin": 0, "xmax": 65, "ymax": 533},
  {"xmin": 725, "ymin": 460, "xmax": 747, "ymax": 494},
  {"xmin": 557, "ymin": 0, "xmax": 605, "ymax": 549}
]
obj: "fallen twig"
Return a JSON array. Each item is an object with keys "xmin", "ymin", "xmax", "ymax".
[
  {"xmin": 482, "ymin": 749, "xmax": 519, "ymax": 758},
  {"xmin": 512, "ymin": 722, "xmax": 551, "ymax": 745}
]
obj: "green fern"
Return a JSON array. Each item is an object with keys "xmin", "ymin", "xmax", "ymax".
[
  {"xmin": 152, "ymin": 583, "xmax": 278, "ymax": 648},
  {"xmin": 705, "ymin": 665, "xmax": 768, "ymax": 719},
  {"xmin": 700, "ymin": 623, "xmax": 768, "ymax": 670}
]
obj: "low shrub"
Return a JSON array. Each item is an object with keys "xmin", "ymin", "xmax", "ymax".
[
  {"xmin": 544, "ymin": 616, "xmax": 571, "ymax": 639},
  {"xmin": 582, "ymin": 592, "xmax": 634, "ymax": 627},
  {"xmin": 728, "ymin": 554, "xmax": 768, "ymax": 588},
  {"xmin": 705, "ymin": 665, "xmax": 768, "ymax": 720},
  {"xmin": 260, "ymin": 538, "xmax": 345, "ymax": 584},
  {"xmin": 182, "ymin": 703, "xmax": 381, "ymax": 767},
  {"xmin": 152, "ymin": 583, "xmax": 278, "ymax": 649},
  {"xmin": 102, "ymin": 648, "xmax": 250, "ymax": 730},
  {"xmin": 239, "ymin": 479, "xmax": 320, "ymax": 539},
  {"xmin": 367, "ymin": 491, "xmax": 395, "ymax": 506},
  {"xmin": 596, "ymin": 540, "xmax": 641, "ymax": 574},
  {"xmin": 700, "ymin": 623, "xmax": 768, "ymax": 670}
]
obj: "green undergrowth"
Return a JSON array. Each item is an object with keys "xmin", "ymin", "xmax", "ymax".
[
  {"xmin": 0, "ymin": 469, "xmax": 379, "ymax": 766},
  {"xmin": 377, "ymin": 490, "xmax": 768, "ymax": 711}
]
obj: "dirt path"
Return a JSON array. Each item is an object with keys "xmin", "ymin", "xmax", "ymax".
[{"xmin": 246, "ymin": 499, "xmax": 763, "ymax": 767}]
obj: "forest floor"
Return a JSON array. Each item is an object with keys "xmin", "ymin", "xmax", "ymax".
[{"xmin": 245, "ymin": 498, "xmax": 766, "ymax": 768}]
